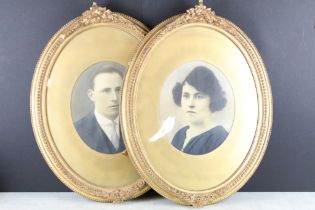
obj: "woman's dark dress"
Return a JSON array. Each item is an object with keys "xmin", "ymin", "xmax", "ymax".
[{"xmin": 171, "ymin": 125, "xmax": 228, "ymax": 155}]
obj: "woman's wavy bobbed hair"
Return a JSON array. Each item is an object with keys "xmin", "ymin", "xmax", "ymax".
[{"xmin": 172, "ymin": 66, "xmax": 227, "ymax": 112}]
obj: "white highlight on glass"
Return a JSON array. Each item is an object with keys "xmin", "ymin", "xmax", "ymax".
[{"xmin": 149, "ymin": 116, "xmax": 175, "ymax": 142}]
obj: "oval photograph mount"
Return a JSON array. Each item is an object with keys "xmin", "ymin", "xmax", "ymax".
[
  {"xmin": 30, "ymin": 3, "xmax": 150, "ymax": 202},
  {"xmin": 122, "ymin": 2, "xmax": 272, "ymax": 207}
]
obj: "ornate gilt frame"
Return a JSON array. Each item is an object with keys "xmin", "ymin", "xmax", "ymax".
[
  {"xmin": 30, "ymin": 3, "xmax": 150, "ymax": 202},
  {"xmin": 122, "ymin": 1, "xmax": 272, "ymax": 207}
]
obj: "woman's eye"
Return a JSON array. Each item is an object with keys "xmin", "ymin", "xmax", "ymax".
[
  {"xmin": 196, "ymin": 94, "xmax": 205, "ymax": 99},
  {"xmin": 182, "ymin": 94, "xmax": 189, "ymax": 99}
]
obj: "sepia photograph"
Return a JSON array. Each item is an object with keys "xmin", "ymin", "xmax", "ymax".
[
  {"xmin": 157, "ymin": 61, "xmax": 235, "ymax": 155},
  {"xmin": 71, "ymin": 61, "xmax": 126, "ymax": 154}
]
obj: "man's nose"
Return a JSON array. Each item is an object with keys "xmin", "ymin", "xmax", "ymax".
[{"xmin": 110, "ymin": 91, "xmax": 118, "ymax": 101}]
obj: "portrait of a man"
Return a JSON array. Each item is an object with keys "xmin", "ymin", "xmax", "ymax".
[{"xmin": 73, "ymin": 62, "xmax": 126, "ymax": 154}]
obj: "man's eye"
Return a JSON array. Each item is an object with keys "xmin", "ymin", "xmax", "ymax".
[
  {"xmin": 102, "ymin": 89, "xmax": 111, "ymax": 93},
  {"xmin": 115, "ymin": 87, "xmax": 121, "ymax": 92}
]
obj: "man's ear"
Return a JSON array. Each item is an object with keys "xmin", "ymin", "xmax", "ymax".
[{"xmin": 87, "ymin": 89, "xmax": 94, "ymax": 101}]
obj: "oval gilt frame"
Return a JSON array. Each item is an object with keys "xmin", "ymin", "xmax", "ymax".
[
  {"xmin": 30, "ymin": 3, "xmax": 150, "ymax": 202},
  {"xmin": 122, "ymin": 2, "xmax": 272, "ymax": 207}
]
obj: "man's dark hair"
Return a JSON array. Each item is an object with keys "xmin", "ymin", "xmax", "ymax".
[
  {"xmin": 88, "ymin": 64, "xmax": 124, "ymax": 90},
  {"xmin": 172, "ymin": 66, "xmax": 227, "ymax": 112}
]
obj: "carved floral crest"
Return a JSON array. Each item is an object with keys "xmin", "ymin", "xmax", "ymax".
[
  {"xmin": 81, "ymin": 2, "xmax": 114, "ymax": 25},
  {"xmin": 183, "ymin": 3, "xmax": 216, "ymax": 23},
  {"xmin": 172, "ymin": 2, "xmax": 216, "ymax": 27},
  {"xmin": 58, "ymin": 3, "xmax": 145, "ymax": 42},
  {"xmin": 162, "ymin": 2, "xmax": 217, "ymax": 37}
]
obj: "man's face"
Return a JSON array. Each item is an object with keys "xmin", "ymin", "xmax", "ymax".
[{"xmin": 88, "ymin": 72, "xmax": 122, "ymax": 120}]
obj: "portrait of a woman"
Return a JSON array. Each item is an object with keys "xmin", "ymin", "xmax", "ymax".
[{"xmin": 171, "ymin": 66, "xmax": 228, "ymax": 155}]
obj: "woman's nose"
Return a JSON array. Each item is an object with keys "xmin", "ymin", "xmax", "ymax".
[{"xmin": 188, "ymin": 98, "xmax": 195, "ymax": 107}]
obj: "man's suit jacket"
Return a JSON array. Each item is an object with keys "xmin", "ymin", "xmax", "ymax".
[{"xmin": 74, "ymin": 112, "xmax": 125, "ymax": 154}]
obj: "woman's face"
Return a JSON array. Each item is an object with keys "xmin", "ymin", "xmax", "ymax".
[{"xmin": 181, "ymin": 82, "xmax": 211, "ymax": 125}]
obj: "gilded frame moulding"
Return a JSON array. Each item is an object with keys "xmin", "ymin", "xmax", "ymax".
[
  {"xmin": 121, "ymin": 1, "xmax": 272, "ymax": 207},
  {"xmin": 30, "ymin": 3, "xmax": 150, "ymax": 203}
]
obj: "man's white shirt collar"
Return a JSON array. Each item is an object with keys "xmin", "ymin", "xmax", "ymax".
[{"xmin": 94, "ymin": 110, "xmax": 120, "ymax": 150}]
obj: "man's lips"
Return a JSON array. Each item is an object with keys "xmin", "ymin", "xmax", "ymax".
[
  {"xmin": 186, "ymin": 110, "xmax": 196, "ymax": 113},
  {"xmin": 108, "ymin": 105, "xmax": 119, "ymax": 109}
]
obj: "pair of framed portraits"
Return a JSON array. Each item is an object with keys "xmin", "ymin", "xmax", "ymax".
[{"xmin": 31, "ymin": 2, "xmax": 272, "ymax": 207}]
